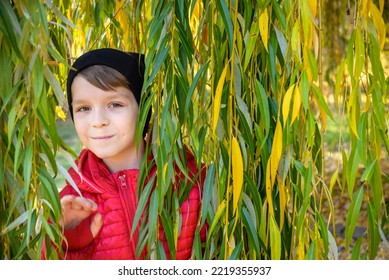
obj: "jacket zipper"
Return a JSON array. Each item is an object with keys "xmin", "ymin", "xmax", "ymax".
[
  {"xmin": 117, "ymin": 172, "xmax": 133, "ymax": 232},
  {"xmin": 119, "ymin": 173, "xmax": 128, "ymax": 189}
]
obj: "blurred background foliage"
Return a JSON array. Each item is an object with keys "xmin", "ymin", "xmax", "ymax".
[{"xmin": 0, "ymin": 0, "xmax": 388, "ymax": 259}]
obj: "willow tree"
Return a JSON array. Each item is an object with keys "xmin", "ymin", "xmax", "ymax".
[
  {"xmin": 0, "ymin": 0, "xmax": 387, "ymax": 260},
  {"xmin": 0, "ymin": 0, "xmax": 142, "ymax": 259}
]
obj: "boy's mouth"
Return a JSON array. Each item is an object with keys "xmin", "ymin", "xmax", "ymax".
[{"xmin": 91, "ymin": 135, "xmax": 114, "ymax": 140}]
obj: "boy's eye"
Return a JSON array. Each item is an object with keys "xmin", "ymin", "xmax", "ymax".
[
  {"xmin": 109, "ymin": 103, "xmax": 123, "ymax": 108},
  {"xmin": 75, "ymin": 106, "xmax": 90, "ymax": 112}
]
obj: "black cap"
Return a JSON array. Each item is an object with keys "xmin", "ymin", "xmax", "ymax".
[{"xmin": 66, "ymin": 48, "xmax": 145, "ymax": 119}]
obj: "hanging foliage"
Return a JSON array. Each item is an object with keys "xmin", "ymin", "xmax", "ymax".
[{"xmin": 0, "ymin": 0, "xmax": 387, "ymax": 260}]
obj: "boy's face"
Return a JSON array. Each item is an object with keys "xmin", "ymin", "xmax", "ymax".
[{"xmin": 71, "ymin": 75, "xmax": 140, "ymax": 172}]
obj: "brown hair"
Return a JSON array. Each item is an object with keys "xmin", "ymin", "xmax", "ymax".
[{"xmin": 75, "ymin": 65, "xmax": 132, "ymax": 92}]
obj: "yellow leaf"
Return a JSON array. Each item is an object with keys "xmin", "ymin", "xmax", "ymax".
[
  {"xmin": 301, "ymin": 0, "xmax": 313, "ymax": 48},
  {"xmin": 212, "ymin": 63, "xmax": 229, "ymax": 136},
  {"xmin": 320, "ymin": 107, "xmax": 327, "ymax": 131},
  {"xmin": 308, "ymin": 0, "xmax": 317, "ymax": 18},
  {"xmin": 362, "ymin": 0, "xmax": 372, "ymax": 19},
  {"xmin": 232, "ymin": 136, "xmax": 243, "ymax": 213},
  {"xmin": 259, "ymin": 8, "xmax": 269, "ymax": 52},
  {"xmin": 191, "ymin": 0, "xmax": 201, "ymax": 22},
  {"xmin": 228, "ymin": 235, "xmax": 235, "ymax": 256},
  {"xmin": 265, "ymin": 161, "xmax": 274, "ymax": 217},
  {"xmin": 291, "ymin": 22, "xmax": 300, "ymax": 55},
  {"xmin": 303, "ymin": 49, "xmax": 312, "ymax": 81},
  {"xmin": 347, "ymin": 87, "xmax": 360, "ymax": 139},
  {"xmin": 282, "ymin": 84, "xmax": 296, "ymax": 125},
  {"xmin": 371, "ymin": 3, "xmax": 386, "ymax": 50},
  {"xmin": 379, "ymin": 0, "xmax": 384, "ymax": 12},
  {"xmin": 271, "ymin": 120, "xmax": 283, "ymax": 184},
  {"xmin": 190, "ymin": 0, "xmax": 202, "ymax": 35},
  {"xmin": 329, "ymin": 169, "xmax": 339, "ymax": 194},
  {"xmin": 348, "ymin": 103, "xmax": 359, "ymax": 139},
  {"xmin": 265, "ymin": 120, "xmax": 283, "ymax": 216},
  {"xmin": 291, "ymin": 86, "xmax": 301, "ymax": 124},
  {"xmin": 207, "ymin": 200, "xmax": 226, "ymax": 238},
  {"xmin": 55, "ymin": 106, "xmax": 66, "ymax": 121},
  {"xmin": 278, "ymin": 177, "xmax": 286, "ymax": 230},
  {"xmin": 297, "ymin": 242, "xmax": 305, "ymax": 260}
]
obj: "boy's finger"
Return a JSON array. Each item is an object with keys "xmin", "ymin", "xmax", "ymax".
[
  {"xmin": 74, "ymin": 196, "xmax": 98, "ymax": 211},
  {"xmin": 90, "ymin": 213, "xmax": 103, "ymax": 238},
  {"xmin": 60, "ymin": 194, "xmax": 76, "ymax": 205}
]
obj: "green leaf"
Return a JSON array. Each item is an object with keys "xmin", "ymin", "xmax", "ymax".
[
  {"xmin": 207, "ymin": 200, "xmax": 226, "ymax": 240},
  {"xmin": 131, "ymin": 176, "xmax": 154, "ymax": 236},
  {"xmin": 269, "ymin": 215, "xmax": 281, "ymax": 260},
  {"xmin": 0, "ymin": 1, "xmax": 25, "ymax": 63},
  {"xmin": 144, "ymin": 43, "xmax": 170, "ymax": 90},
  {"xmin": 307, "ymin": 242, "xmax": 316, "ymax": 260},
  {"xmin": 241, "ymin": 207, "xmax": 261, "ymax": 257},
  {"xmin": 228, "ymin": 241, "xmax": 242, "ymax": 260},
  {"xmin": 317, "ymin": 213, "xmax": 329, "ymax": 258},
  {"xmin": 311, "ymin": 83, "xmax": 334, "ymax": 121},
  {"xmin": 360, "ymin": 160, "xmax": 376, "ymax": 182},
  {"xmin": 345, "ymin": 187, "xmax": 364, "ymax": 249},
  {"xmin": 43, "ymin": 65, "xmax": 66, "ymax": 107},
  {"xmin": 367, "ymin": 203, "xmax": 380, "ymax": 259},
  {"xmin": 23, "ymin": 144, "xmax": 33, "ymax": 199},
  {"xmin": 351, "ymin": 237, "xmax": 363, "ymax": 260},
  {"xmin": 244, "ymin": 173, "xmax": 265, "ymax": 241},
  {"xmin": 215, "ymin": 0, "xmax": 234, "ymax": 51},
  {"xmin": 254, "ymin": 80, "xmax": 270, "ymax": 135},
  {"xmin": 353, "ymin": 29, "xmax": 364, "ymax": 80},
  {"xmin": 200, "ymin": 163, "xmax": 215, "ymax": 227},
  {"xmin": 160, "ymin": 208, "xmax": 175, "ymax": 259},
  {"xmin": 185, "ymin": 62, "xmax": 209, "ymax": 119},
  {"xmin": 147, "ymin": 189, "xmax": 159, "ymax": 249},
  {"xmin": 306, "ymin": 48, "xmax": 318, "ymax": 81},
  {"xmin": 1, "ymin": 210, "xmax": 31, "ymax": 235},
  {"xmin": 347, "ymin": 148, "xmax": 360, "ymax": 198},
  {"xmin": 301, "ymin": 71, "xmax": 309, "ymax": 111},
  {"xmin": 243, "ymin": 19, "xmax": 259, "ymax": 70}
]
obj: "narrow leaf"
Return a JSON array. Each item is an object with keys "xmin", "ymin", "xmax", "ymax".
[
  {"xmin": 269, "ymin": 215, "xmax": 281, "ymax": 260},
  {"xmin": 231, "ymin": 136, "xmax": 243, "ymax": 213},
  {"xmin": 345, "ymin": 187, "xmax": 364, "ymax": 249},
  {"xmin": 282, "ymin": 84, "xmax": 296, "ymax": 124},
  {"xmin": 259, "ymin": 8, "xmax": 269, "ymax": 52},
  {"xmin": 200, "ymin": 163, "xmax": 215, "ymax": 227},
  {"xmin": 212, "ymin": 63, "xmax": 228, "ymax": 135},
  {"xmin": 265, "ymin": 120, "xmax": 283, "ymax": 217}
]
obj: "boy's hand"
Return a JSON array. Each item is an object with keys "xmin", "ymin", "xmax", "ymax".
[{"xmin": 60, "ymin": 195, "xmax": 103, "ymax": 238}]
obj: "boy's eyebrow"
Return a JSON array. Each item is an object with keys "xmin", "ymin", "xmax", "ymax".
[
  {"xmin": 72, "ymin": 93, "xmax": 132, "ymax": 105},
  {"xmin": 72, "ymin": 99, "xmax": 88, "ymax": 105}
]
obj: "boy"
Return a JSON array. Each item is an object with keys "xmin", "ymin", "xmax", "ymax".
[{"xmin": 58, "ymin": 48, "xmax": 204, "ymax": 259}]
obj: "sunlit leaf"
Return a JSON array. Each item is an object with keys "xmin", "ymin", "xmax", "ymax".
[
  {"xmin": 259, "ymin": 8, "xmax": 269, "ymax": 52},
  {"xmin": 212, "ymin": 63, "xmax": 229, "ymax": 135},
  {"xmin": 231, "ymin": 136, "xmax": 243, "ymax": 213},
  {"xmin": 282, "ymin": 84, "xmax": 296, "ymax": 125},
  {"xmin": 265, "ymin": 119, "xmax": 283, "ymax": 216}
]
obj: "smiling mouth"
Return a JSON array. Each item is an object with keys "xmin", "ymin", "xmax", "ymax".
[{"xmin": 91, "ymin": 135, "xmax": 114, "ymax": 140}]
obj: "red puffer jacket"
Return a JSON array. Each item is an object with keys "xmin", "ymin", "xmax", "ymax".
[{"xmin": 59, "ymin": 148, "xmax": 205, "ymax": 260}]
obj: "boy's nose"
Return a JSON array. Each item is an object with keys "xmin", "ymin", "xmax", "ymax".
[{"xmin": 91, "ymin": 109, "xmax": 109, "ymax": 127}]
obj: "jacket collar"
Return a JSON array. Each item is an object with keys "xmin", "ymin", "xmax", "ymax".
[{"xmin": 72, "ymin": 149, "xmax": 138, "ymax": 193}]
